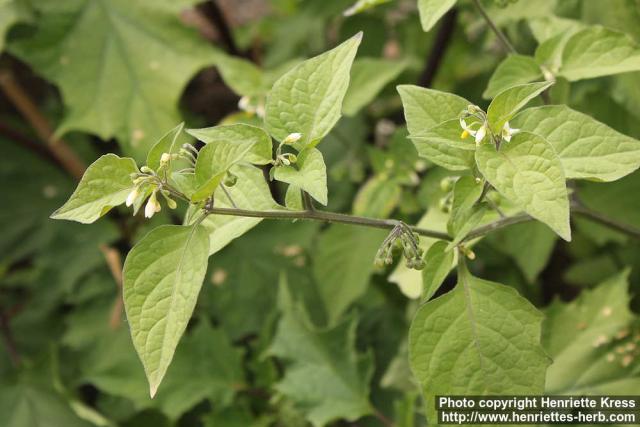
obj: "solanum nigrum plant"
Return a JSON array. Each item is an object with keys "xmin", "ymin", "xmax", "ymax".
[
  {"xmin": 50, "ymin": 0, "xmax": 640, "ymax": 419},
  {"xmin": 3, "ymin": 0, "xmax": 640, "ymax": 425}
]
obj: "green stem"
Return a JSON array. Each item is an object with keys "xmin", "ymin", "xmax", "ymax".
[
  {"xmin": 463, "ymin": 212, "xmax": 532, "ymax": 241},
  {"xmin": 204, "ymin": 205, "xmax": 452, "ymax": 240},
  {"xmin": 571, "ymin": 205, "xmax": 640, "ymax": 240},
  {"xmin": 471, "ymin": 0, "xmax": 517, "ymax": 54}
]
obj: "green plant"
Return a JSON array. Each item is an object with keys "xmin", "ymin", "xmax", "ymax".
[{"xmin": 3, "ymin": 1, "xmax": 640, "ymax": 426}]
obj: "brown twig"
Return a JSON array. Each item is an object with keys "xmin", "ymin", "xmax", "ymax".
[
  {"xmin": 197, "ymin": 0, "xmax": 239, "ymax": 55},
  {"xmin": 418, "ymin": 8, "xmax": 458, "ymax": 87},
  {"xmin": 0, "ymin": 311, "xmax": 21, "ymax": 367},
  {"xmin": 100, "ymin": 244, "xmax": 125, "ymax": 329},
  {"xmin": 0, "ymin": 69, "xmax": 86, "ymax": 180}
]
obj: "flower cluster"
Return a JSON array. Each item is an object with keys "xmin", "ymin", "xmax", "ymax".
[
  {"xmin": 125, "ymin": 153, "xmax": 178, "ymax": 219},
  {"xmin": 459, "ymin": 104, "xmax": 519, "ymax": 145}
]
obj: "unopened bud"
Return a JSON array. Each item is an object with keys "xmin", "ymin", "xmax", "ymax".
[{"xmin": 283, "ymin": 132, "xmax": 302, "ymax": 145}]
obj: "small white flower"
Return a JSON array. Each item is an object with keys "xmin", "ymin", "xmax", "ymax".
[
  {"xmin": 475, "ymin": 124, "xmax": 487, "ymax": 145},
  {"xmin": 126, "ymin": 187, "xmax": 139, "ymax": 207},
  {"xmin": 144, "ymin": 191, "xmax": 161, "ymax": 218},
  {"xmin": 238, "ymin": 96, "xmax": 251, "ymax": 112},
  {"xmin": 283, "ymin": 132, "xmax": 302, "ymax": 145},
  {"xmin": 255, "ymin": 104, "xmax": 265, "ymax": 118},
  {"xmin": 501, "ymin": 121, "xmax": 520, "ymax": 142}
]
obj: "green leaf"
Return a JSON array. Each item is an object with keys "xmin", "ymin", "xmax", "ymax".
[
  {"xmin": 8, "ymin": 0, "xmax": 219, "ymax": 157},
  {"xmin": 409, "ymin": 265, "xmax": 549, "ymax": 421},
  {"xmin": 559, "ymin": 27, "xmax": 640, "ymax": 81},
  {"xmin": 0, "ymin": 0, "xmax": 30, "ymax": 52},
  {"xmin": 312, "ymin": 224, "xmax": 387, "ymax": 325},
  {"xmin": 269, "ymin": 306, "xmax": 373, "ymax": 426},
  {"xmin": 421, "ymin": 240, "xmax": 454, "ymax": 301},
  {"xmin": 146, "ymin": 122, "xmax": 185, "ymax": 171},
  {"xmin": 446, "ymin": 176, "xmax": 487, "ymax": 249},
  {"xmin": 483, "ymin": 55, "xmax": 543, "ymax": 99},
  {"xmin": 51, "ymin": 154, "xmax": 138, "ymax": 224},
  {"xmin": 397, "ymin": 85, "xmax": 470, "ymax": 135},
  {"xmin": 284, "ymin": 185, "xmax": 304, "ymax": 210},
  {"xmin": 352, "ymin": 175, "xmax": 402, "ymax": 218},
  {"xmin": 80, "ymin": 321, "xmax": 244, "ymax": 420},
  {"xmin": 273, "ymin": 148, "xmax": 328, "ymax": 205},
  {"xmin": 196, "ymin": 164, "xmax": 282, "ymax": 255},
  {"xmin": 408, "ymin": 119, "xmax": 476, "ymax": 171},
  {"xmin": 543, "ymin": 270, "xmax": 638, "ymax": 393},
  {"xmin": 487, "ymin": 222, "xmax": 556, "ymax": 283},
  {"xmin": 475, "ymin": 132, "xmax": 571, "ymax": 240},
  {"xmin": 0, "ymin": 381, "xmax": 92, "ymax": 427},
  {"xmin": 417, "ymin": 0, "xmax": 457, "ymax": 32},
  {"xmin": 187, "ymin": 124, "xmax": 273, "ymax": 166},
  {"xmin": 513, "ymin": 105, "xmax": 640, "ymax": 182},
  {"xmin": 192, "ymin": 134, "xmax": 258, "ymax": 202},
  {"xmin": 265, "ymin": 33, "xmax": 362, "ymax": 147},
  {"xmin": 123, "ymin": 223, "xmax": 210, "ymax": 397},
  {"xmin": 343, "ymin": 58, "xmax": 406, "ymax": 116},
  {"xmin": 486, "ymin": 81, "xmax": 553, "ymax": 133},
  {"xmin": 215, "ymin": 54, "xmax": 268, "ymax": 97}
]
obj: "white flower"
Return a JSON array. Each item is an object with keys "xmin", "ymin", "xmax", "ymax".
[
  {"xmin": 460, "ymin": 117, "xmax": 487, "ymax": 145},
  {"xmin": 475, "ymin": 124, "xmax": 487, "ymax": 145},
  {"xmin": 238, "ymin": 96, "xmax": 252, "ymax": 112},
  {"xmin": 283, "ymin": 132, "xmax": 302, "ymax": 145},
  {"xmin": 144, "ymin": 191, "xmax": 161, "ymax": 218},
  {"xmin": 501, "ymin": 121, "xmax": 520, "ymax": 142},
  {"xmin": 125, "ymin": 187, "xmax": 139, "ymax": 207}
]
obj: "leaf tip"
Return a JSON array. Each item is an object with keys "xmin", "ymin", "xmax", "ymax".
[
  {"xmin": 354, "ymin": 31, "xmax": 363, "ymax": 42},
  {"xmin": 149, "ymin": 383, "xmax": 159, "ymax": 399}
]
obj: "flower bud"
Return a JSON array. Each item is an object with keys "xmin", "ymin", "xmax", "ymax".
[
  {"xmin": 160, "ymin": 152, "xmax": 171, "ymax": 165},
  {"xmin": 144, "ymin": 191, "xmax": 161, "ymax": 218},
  {"xmin": 126, "ymin": 187, "xmax": 139, "ymax": 207},
  {"xmin": 283, "ymin": 133, "xmax": 302, "ymax": 145}
]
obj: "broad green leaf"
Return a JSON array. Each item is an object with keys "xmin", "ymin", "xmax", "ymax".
[
  {"xmin": 559, "ymin": 27, "xmax": 640, "ymax": 81},
  {"xmin": 446, "ymin": 176, "xmax": 487, "ymax": 249},
  {"xmin": 352, "ymin": 175, "xmax": 402, "ymax": 218},
  {"xmin": 8, "ymin": 0, "xmax": 219, "ymax": 157},
  {"xmin": 0, "ymin": 382, "xmax": 92, "ymax": 427},
  {"xmin": 513, "ymin": 105, "xmax": 640, "ymax": 182},
  {"xmin": 487, "ymin": 222, "xmax": 556, "ymax": 283},
  {"xmin": 421, "ymin": 240, "xmax": 454, "ymax": 301},
  {"xmin": 187, "ymin": 124, "xmax": 273, "ymax": 165},
  {"xmin": 543, "ymin": 270, "xmax": 638, "ymax": 393},
  {"xmin": 146, "ymin": 122, "xmax": 185, "ymax": 171},
  {"xmin": 408, "ymin": 119, "xmax": 476, "ymax": 171},
  {"xmin": 269, "ymin": 307, "xmax": 373, "ymax": 426},
  {"xmin": 195, "ymin": 164, "xmax": 282, "ymax": 255},
  {"xmin": 486, "ymin": 81, "xmax": 553, "ymax": 133},
  {"xmin": 417, "ymin": 0, "xmax": 457, "ymax": 32},
  {"xmin": 475, "ymin": 132, "xmax": 571, "ymax": 240},
  {"xmin": 483, "ymin": 55, "xmax": 543, "ymax": 99},
  {"xmin": 343, "ymin": 58, "xmax": 406, "ymax": 116},
  {"xmin": 313, "ymin": 224, "xmax": 387, "ymax": 325},
  {"xmin": 273, "ymin": 148, "xmax": 328, "ymax": 205},
  {"xmin": 0, "ymin": 0, "xmax": 30, "ymax": 51},
  {"xmin": 192, "ymin": 135, "xmax": 258, "ymax": 201},
  {"xmin": 51, "ymin": 154, "xmax": 137, "ymax": 224},
  {"xmin": 397, "ymin": 85, "xmax": 469, "ymax": 135},
  {"xmin": 123, "ymin": 223, "xmax": 210, "ymax": 397},
  {"xmin": 265, "ymin": 33, "xmax": 362, "ymax": 147},
  {"xmin": 409, "ymin": 265, "xmax": 549, "ymax": 421}
]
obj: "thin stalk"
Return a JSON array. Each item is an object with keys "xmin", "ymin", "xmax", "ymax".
[
  {"xmin": 572, "ymin": 205, "xmax": 640, "ymax": 240},
  {"xmin": 204, "ymin": 206, "xmax": 452, "ymax": 240},
  {"xmin": 471, "ymin": 0, "xmax": 516, "ymax": 54}
]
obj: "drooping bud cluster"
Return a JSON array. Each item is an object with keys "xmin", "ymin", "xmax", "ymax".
[
  {"xmin": 271, "ymin": 133, "xmax": 301, "ymax": 176},
  {"xmin": 375, "ymin": 222, "xmax": 426, "ymax": 270}
]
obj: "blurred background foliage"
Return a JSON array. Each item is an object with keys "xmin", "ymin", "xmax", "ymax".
[{"xmin": 1, "ymin": 0, "xmax": 639, "ymax": 426}]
